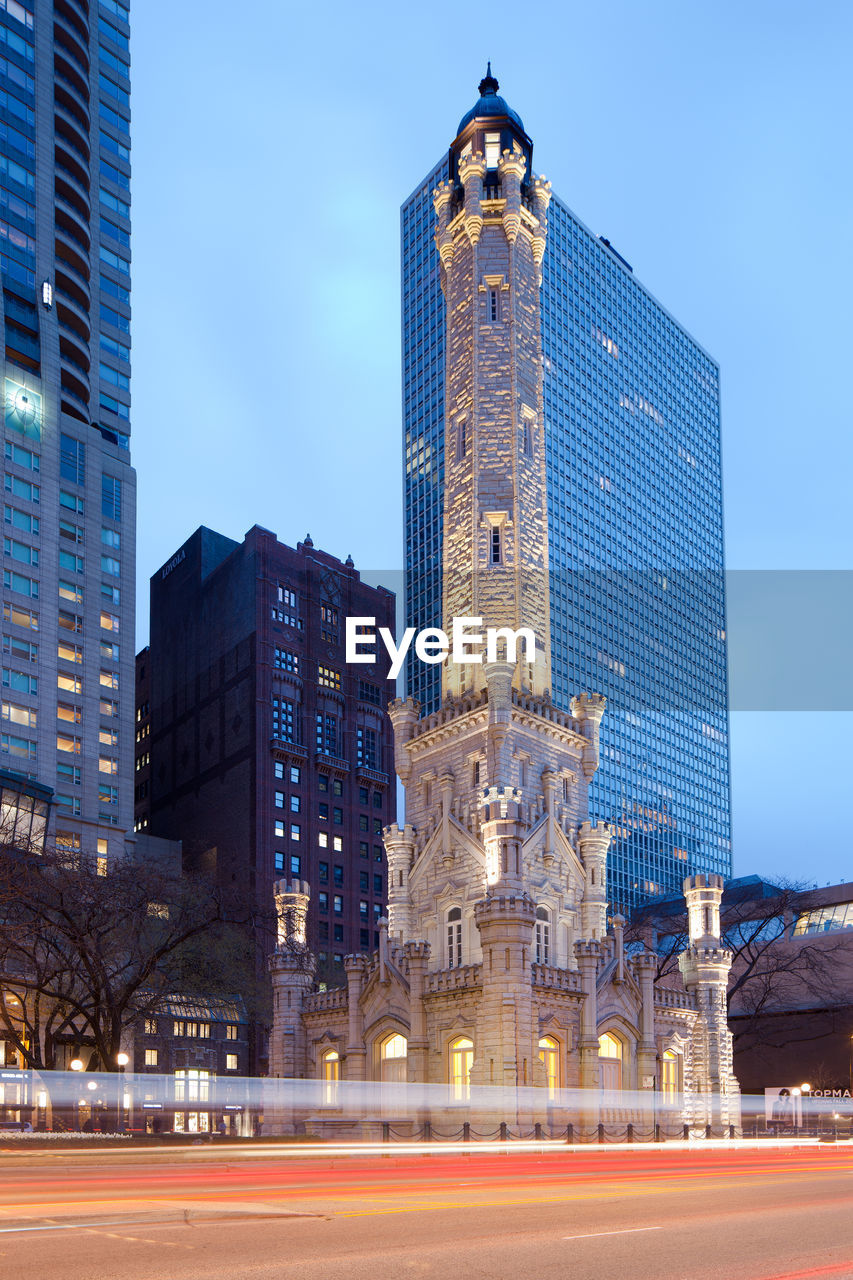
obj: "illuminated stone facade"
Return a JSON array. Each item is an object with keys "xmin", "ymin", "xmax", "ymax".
[{"xmin": 268, "ymin": 72, "xmax": 738, "ymax": 1135}]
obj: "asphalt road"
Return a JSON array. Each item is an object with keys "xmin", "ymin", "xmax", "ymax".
[{"xmin": 0, "ymin": 1142, "xmax": 850, "ymax": 1279}]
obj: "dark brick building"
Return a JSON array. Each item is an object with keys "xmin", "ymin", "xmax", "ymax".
[{"xmin": 137, "ymin": 526, "xmax": 396, "ymax": 1014}]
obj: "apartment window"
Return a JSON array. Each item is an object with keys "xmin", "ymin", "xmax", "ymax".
[
  {"xmin": 101, "ymin": 728, "xmax": 119, "ymax": 748},
  {"xmin": 359, "ymin": 814, "xmax": 368, "ymax": 832},
  {"xmin": 57, "ymin": 733, "xmax": 81, "ymax": 754},
  {"xmin": 144, "ymin": 1019, "xmax": 157, "ymax": 1035},
  {"xmin": 290, "ymin": 765, "xmax": 300, "ymax": 784},
  {"xmin": 274, "ymin": 791, "xmax": 284, "ymax": 808},
  {"xmin": 316, "ymin": 712, "xmax": 338, "ymax": 756},
  {"xmin": 318, "ymin": 831, "xmax": 328, "ymax": 849},
  {"xmin": 274, "ymin": 851, "xmax": 284, "ymax": 872},
  {"xmin": 3, "ymin": 633, "xmax": 36, "ymax": 662},
  {"xmin": 358, "ymin": 680, "xmax": 381, "ymax": 705},
  {"xmin": 58, "ymin": 642, "xmax": 82, "ymax": 665},
  {"xmin": 535, "ymin": 906, "xmax": 551, "ymax": 965},
  {"xmin": 318, "ymin": 774, "xmax": 328, "ymax": 793},
  {"xmin": 98, "ymin": 756, "xmax": 118, "ymax": 775},
  {"xmin": 359, "ymin": 842, "xmax": 368, "ymax": 859},
  {"xmin": 333, "ymin": 807, "xmax": 342, "ymax": 825},
  {"xmin": 318, "ymin": 665, "xmax": 340, "ymax": 690},
  {"xmin": 100, "ymin": 670, "xmax": 119, "ymax": 690},
  {"xmin": 333, "ymin": 836, "xmax": 342, "ymax": 852},
  {"xmin": 318, "ymin": 892, "xmax": 328, "ymax": 913},
  {"xmin": 319, "ymin": 861, "xmax": 329, "ymax": 883},
  {"xmin": 320, "ymin": 603, "xmax": 338, "ymax": 643},
  {"xmin": 3, "ymin": 569, "xmax": 37, "ymax": 598},
  {"xmin": 290, "ymin": 854, "xmax": 301, "ymax": 877},
  {"xmin": 274, "ymin": 647, "xmax": 299, "ymax": 673},
  {"xmin": 374, "ymin": 845, "xmax": 383, "ymax": 862},
  {"xmin": 359, "ymin": 872, "xmax": 368, "ymax": 892},
  {"xmin": 57, "ymin": 702, "xmax": 81, "ymax": 724},
  {"xmin": 100, "ymin": 697, "xmax": 118, "ymax": 717},
  {"xmin": 373, "ymin": 791, "xmax": 383, "ymax": 809},
  {"xmin": 356, "ymin": 725, "xmax": 378, "ymax": 770},
  {"xmin": 100, "ymin": 610, "xmax": 119, "ymax": 633},
  {"xmin": 272, "ymin": 697, "xmax": 296, "ymax": 742},
  {"xmin": 98, "ymin": 784, "xmax": 118, "ymax": 807},
  {"xmin": 359, "ymin": 900, "xmax": 368, "ymax": 920},
  {"xmin": 226, "ymin": 1025, "xmax": 238, "ymax": 1041},
  {"xmin": 456, "ymin": 418, "xmax": 466, "ymax": 460},
  {"xmin": 58, "ymin": 580, "xmax": 82, "ymax": 604},
  {"xmin": 144, "ymin": 1049, "xmax": 158, "ymax": 1067},
  {"xmin": 1, "ymin": 732, "xmax": 34, "ymax": 759},
  {"xmin": 101, "ymin": 555, "xmax": 120, "ymax": 577},
  {"xmin": 226, "ymin": 1054, "xmax": 238, "ymax": 1071},
  {"xmin": 101, "ymin": 474, "xmax": 122, "ymax": 520},
  {"xmin": 333, "ymin": 866, "xmax": 343, "ymax": 888},
  {"xmin": 333, "ymin": 895, "xmax": 342, "ymax": 915},
  {"xmin": 374, "ymin": 873, "xmax": 383, "ymax": 894},
  {"xmin": 290, "ymin": 824, "xmax": 300, "ymax": 841},
  {"xmin": 275, "ymin": 820, "xmax": 285, "ymax": 838},
  {"xmin": 3, "ymin": 602, "xmax": 37, "ymax": 630},
  {"xmin": 4, "ymin": 506, "xmax": 38, "ymax": 536},
  {"xmin": 56, "ymin": 763, "xmax": 80, "ymax": 786},
  {"xmin": 290, "ymin": 795, "xmax": 300, "ymax": 813},
  {"xmin": 60, "ymin": 434, "xmax": 85, "ymax": 485},
  {"xmin": 359, "ymin": 785, "xmax": 368, "ymax": 805},
  {"xmin": 333, "ymin": 924, "xmax": 343, "ymax": 942},
  {"xmin": 2, "ymin": 669, "xmax": 36, "ymax": 695},
  {"xmin": 373, "ymin": 818, "xmax": 382, "ymax": 836},
  {"xmin": 58, "ymin": 610, "xmax": 82, "ymax": 634}
]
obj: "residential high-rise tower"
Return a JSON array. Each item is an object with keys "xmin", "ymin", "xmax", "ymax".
[
  {"xmin": 402, "ymin": 70, "xmax": 731, "ymax": 912},
  {"xmin": 0, "ymin": 0, "xmax": 135, "ymax": 860}
]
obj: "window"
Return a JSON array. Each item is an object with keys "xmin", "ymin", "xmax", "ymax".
[
  {"xmin": 373, "ymin": 790, "xmax": 383, "ymax": 809},
  {"xmin": 60, "ymin": 434, "xmax": 85, "ymax": 485},
  {"xmin": 379, "ymin": 1033, "xmax": 407, "ymax": 1083},
  {"xmin": 538, "ymin": 1036, "xmax": 559, "ymax": 1099},
  {"xmin": 101, "ymin": 474, "xmax": 122, "ymax": 520},
  {"xmin": 290, "ymin": 855, "xmax": 301, "ymax": 877},
  {"xmin": 274, "ymin": 851, "xmax": 284, "ymax": 872},
  {"xmin": 316, "ymin": 712, "xmax": 338, "ymax": 756},
  {"xmin": 57, "ymin": 703, "xmax": 80, "ymax": 724},
  {"xmin": 447, "ymin": 906, "xmax": 462, "ymax": 968},
  {"xmin": 290, "ymin": 824, "xmax": 300, "ymax": 841},
  {"xmin": 320, "ymin": 603, "xmax": 338, "ymax": 642},
  {"xmin": 57, "ymin": 733, "xmax": 81, "ymax": 754},
  {"xmin": 174, "ymin": 1068, "xmax": 209, "ymax": 1102},
  {"xmin": 58, "ymin": 610, "xmax": 82, "ymax": 634},
  {"xmin": 272, "ymin": 697, "xmax": 297, "ymax": 742},
  {"xmin": 144, "ymin": 1049, "xmax": 158, "ymax": 1067},
  {"xmin": 321, "ymin": 1048, "xmax": 340, "ymax": 1104},
  {"xmin": 358, "ymin": 680, "xmax": 382, "ymax": 705},
  {"xmin": 333, "ymin": 807, "xmax": 342, "ymax": 825},
  {"xmin": 333, "ymin": 865, "xmax": 343, "ymax": 887},
  {"xmin": 319, "ymin": 861, "xmax": 329, "ymax": 883},
  {"xmin": 359, "ymin": 841, "xmax": 368, "ymax": 859},
  {"xmin": 333, "ymin": 836, "xmax": 342, "ymax": 852},
  {"xmin": 289, "ymin": 765, "xmax": 300, "ymax": 784},
  {"xmin": 274, "ymin": 647, "xmax": 299, "ymax": 673},
  {"xmin": 100, "ymin": 670, "xmax": 118, "ymax": 690},
  {"xmin": 359, "ymin": 871, "xmax": 368, "ymax": 892},
  {"xmin": 274, "ymin": 791, "xmax": 284, "ymax": 808},
  {"xmin": 356, "ymin": 725, "xmax": 378, "ymax": 770},
  {"xmin": 359, "ymin": 785, "xmax": 368, "ymax": 805},
  {"xmin": 332, "ymin": 779, "xmax": 343, "ymax": 797},
  {"xmin": 661, "ymin": 1050, "xmax": 679, "ymax": 1103},
  {"xmin": 490, "ymin": 526, "xmax": 501, "ymax": 564},
  {"xmin": 535, "ymin": 906, "xmax": 551, "ymax": 965},
  {"xmin": 318, "ymin": 665, "xmax": 340, "ymax": 690},
  {"xmin": 374, "ymin": 873, "xmax": 382, "ymax": 894},
  {"xmin": 449, "ymin": 1036, "xmax": 473, "ymax": 1101},
  {"xmin": 318, "ymin": 774, "xmax": 329, "ymax": 793},
  {"xmin": 489, "ymin": 289, "xmax": 499, "ymax": 322},
  {"xmin": 58, "ymin": 580, "xmax": 82, "ymax": 605},
  {"xmin": 3, "ymin": 601, "xmax": 37, "ymax": 630},
  {"xmin": 58, "ymin": 642, "xmax": 82, "ymax": 665},
  {"xmin": 101, "ymin": 555, "xmax": 120, "ymax": 577},
  {"xmin": 456, "ymin": 418, "xmax": 466, "ymax": 460},
  {"xmin": 318, "ymin": 892, "xmax": 328, "ymax": 912},
  {"xmin": 144, "ymin": 1019, "xmax": 157, "ymax": 1035},
  {"xmin": 225, "ymin": 1054, "xmax": 238, "ymax": 1071},
  {"xmin": 3, "ymin": 569, "xmax": 37, "ymax": 597},
  {"xmin": 3, "ymin": 633, "xmax": 36, "ymax": 662},
  {"xmin": 226, "ymin": 1025, "xmax": 238, "ymax": 1041},
  {"xmin": 4, "ymin": 505, "xmax": 38, "ymax": 535},
  {"xmin": 318, "ymin": 831, "xmax": 328, "ymax": 848},
  {"xmin": 333, "ymin": 895, "xmax": 342, "ymax": 915},
  {"xmin": 598, "ymin": 1032, "xmax": 623, "ymax": 1091},
  {"xmin": 484, "ymin": 131, "xmax": 501, "ymax": 168}
]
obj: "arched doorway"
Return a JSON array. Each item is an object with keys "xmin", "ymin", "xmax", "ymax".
[
  {"xmin": 598, "ymin": 1031, "xmax": 623, "ymax": 1091},
  {"xmin": 538, "ymin": 1036, "xmax": 559, "ymax": 1100},
  {"xmin": 379, "ymin": 1033, "xmax": 408, "ymax": 1083},
  {"xmin": 449, "ymin": 1036, "xmax": 473, "ymax": 1100}
]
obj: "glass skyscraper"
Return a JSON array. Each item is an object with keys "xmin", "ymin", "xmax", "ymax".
[
  {"xmin": 402, "ymin": 77, "xmax": 731, "ymax": 912},
  {"xmin": 0, "ymin": 0, "xmax": 135, "ymax": 862}
]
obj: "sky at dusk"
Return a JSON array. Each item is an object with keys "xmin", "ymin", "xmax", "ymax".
[{"xmin": 128, "ymin": 1, "xmax": 852, "ymax": 887}]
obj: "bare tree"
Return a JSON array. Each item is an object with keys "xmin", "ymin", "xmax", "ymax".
[
  {"xmin": 627, "ymin": 881, "xmax": 848, "ymax": 1052},
  {"xmin": 0, "ymin": 845, "xmax": 248, "ymax": 1070}
]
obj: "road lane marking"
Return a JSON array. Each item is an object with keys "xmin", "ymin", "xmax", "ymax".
[{"xmin": 562, "ymin": 1226, "xmax": 663, "ymax": 1240}]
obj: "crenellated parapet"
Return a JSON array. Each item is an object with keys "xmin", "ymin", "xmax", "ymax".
[
  {"xmin": 388, "ymin": 697, "xmax": 420, "ymax": 784},
  {"xmin": 683, "ymin": 872, "xmax": 725, "ymax": 946},
  {"xmin": 571, "ymin": 692, "xmax": 606, "ymax": 780},
  {"xmin": 498, "ymin": 148, "xmax": 526, "ymax": 242},
  {"xmin": 458, "ymin": 149, "xmax": 486, "ymax": 245}
]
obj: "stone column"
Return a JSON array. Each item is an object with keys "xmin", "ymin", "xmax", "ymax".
[
  {"xmin": 384, "ymin": 822, "xmax": 415, "ymax": 942},
  {"xmin": 403, "ymin": 941, "xmax": 430, "ymax": 1084},
  {"xmin": 344, "ymin": 955, "xmax": 368, "ymax": 1082}
]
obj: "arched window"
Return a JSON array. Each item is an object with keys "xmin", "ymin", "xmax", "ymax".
[
  {"xmin": 598, "ymin": 1031, "xmax": 623, "ymax": 1091},
  {"xmin": 661, "ymin": 1049, "xmax": 679, "ymax": 1103},
  {"xmin": 320, "ymin": 1049, "xmax": 340, "ymax": 1105},
  {"xmin": 447, "ymin": 906, "xmax": 462, "ymax": 969},
  {"xmin": 449, "ymin": 1036, "xmax": 473, "ymax": 1101},
  {"xmin": 535, "ymin": 906, "xmax": 550, "ymax": 965},
  {"xmin": 538, "ymin": 1035, "xmax": 559, "ymax": 1100},
  {"xmin": 379, "ymin": 1033, "xmax": 407, "ymax": 1084}
]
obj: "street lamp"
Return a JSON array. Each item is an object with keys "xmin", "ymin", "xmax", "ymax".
[
  {"xmin": 70, "ymin": 1059, "xmax": 83, "ymax": 1072},
  {"xmin": 116, "ymin": 1052, "xmax": 129, "ymax": 1132}
]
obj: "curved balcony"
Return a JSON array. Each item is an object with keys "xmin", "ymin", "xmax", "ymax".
[
  {"xmin": 60, "ymin": 388, "xmax": 88, "ymax": 423},
  {"xmin": 54, "ymin": 58, "xmax": 90, "ymax": 110},
  {"xmin": 56, "ymin": 296, "xmax": 91, "ymax": 344},
  {"xmin": 60, "ymin": 350, "xmax": 90, "ymax": 395},
  {"xmin": 53, "ymin": 17, "xmax": 90, "ymax": 76},
  {"xmin": 54, "ymin": 175, "xmax": 89, "ymax": 225},
  {"xmin": 54, "ymin": 80, "xmax": 89, "ymax": 134},
  {"xmin": 55, "ymin": 202, "xmax": 90, "ymax": 254},
  {"xmin": 56, "ymin": 0, "xmax": 90, "ymax": 30},
  {"xmin": 55, "ymin": 266, "xmax": 90, "ymax": 313},
  {"xmin": 54, "ymin": 141, "xmax": 89, "ymax": 194},
  {"xmin": 55, "ymin": 232, "xmax": 90, "ymax": 283},
  {"xmin": 58, "ymin": 325, "xmax": 90, "ymax": 373},
  {"xmin": 55, "ymin": 107, "xmax": 90, "ymax": 163}
]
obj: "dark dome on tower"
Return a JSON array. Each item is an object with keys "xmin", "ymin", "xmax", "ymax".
[{"xmin": 456, "ymin": 64, "xmax": 525, "ymax": 136}]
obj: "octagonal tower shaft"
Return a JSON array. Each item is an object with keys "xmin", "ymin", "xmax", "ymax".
[{"xmin": 435, "ymin": 150, "xmax": 553, "ymax": 699}]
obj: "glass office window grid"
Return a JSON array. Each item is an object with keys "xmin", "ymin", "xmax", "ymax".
[
  {"xmin": 402, "ymin": 162, "xmax": 731, "ymax": 913},
  {"xmin": 0, "ymin": 0, "xmax": 136, "ymax": 851},
  {"xmin": 401, "ymin": 156, "xmax": 446, "ymax": 715}
]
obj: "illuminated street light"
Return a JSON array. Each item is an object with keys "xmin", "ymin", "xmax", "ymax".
[
  {"xmin": 86, "ymin": 1080, "xmax": 98, "ymax": 1092},
  {"xmin": 116, "ymin": 1052, "xmax": 130, "ymax": 1067},
  {"xmin": 70, "ymin": 1059, "xmax": 83, "ymax": 1072},
  {"xmin": 801, "ymin": 1083, "xmax": 811, "ymax": 1093}
]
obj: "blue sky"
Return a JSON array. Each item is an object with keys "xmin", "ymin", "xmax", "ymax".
[{"xmin": 129, "ymin": 0, "xmax": 852, "ymax": 886}]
